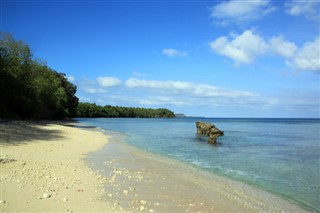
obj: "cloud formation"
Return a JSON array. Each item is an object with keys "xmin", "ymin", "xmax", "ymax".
[
  {"xmin": 97, "ymin": 76, "xmax": 121, "ymax": 87},
  {"xmin": 209, "ymin": 30, "xmax": 267, "ymax": 64},
  {"xmin": 125, "ymin": 78, "xmax": 257, "ymax": 98},
  {"xmin": 209, "ymin": 30, "xmax": 320, "ymax": 73},
  {"xmin": 79, "ymin": 76, "xmax": 121, "ymax": 94},
  {"xmin": 162, "ymin": 48, "xmax": 187, "ymax": 57},
  {"xmin": 78, "ymin": 77, "xmax": 318, "ymax": 116},
  {"xmin": 288, "ymin": 37, "xmax": 320, "ymax": 72},
  {"xmin": 269, "ymin": 36, "xmax": 297, "ymax": 58},
  {"xmin": 81, "ymin": 86, "xmax": 107, "ymax": 94},
  {"xmin": 123, "ymin": 78, "xmax": 270, "ymax": 108},
  {"xmin": 210, "ymin": 0, "xmax": 276, "ymax": 25},
  {"xmin": 285, "ymin": 0, "xmax": 320, "ymax": 20},
  {"xmin": 138, "ymin": 96, "xmax": 190, "ymax": 106}
]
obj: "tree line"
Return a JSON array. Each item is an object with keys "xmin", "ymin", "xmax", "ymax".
[
  {"xmin": 76, "ymin": 103, "xmax": 175, "ymax": 118},
  {"xmin": 0, "ymin": 33, "xmax": 175, "ymax": 119},
  {"xmin": 0, "ymin": 33, "xmax": 78, "ymax": 119}
]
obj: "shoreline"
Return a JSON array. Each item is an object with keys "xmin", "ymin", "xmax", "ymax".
[
  {"xmin": 87, "ymin": 128, "xmax": 309, "ymax": 213},
  {"xmin": 0, "ymin": 120, "xmax": 124, "ymax": 212},
  {"xmin": 113, "ymin": 140, "xmax": 314, "ymax": 212},
  {"xmin": 0, "ymin": 120, "xmax": 311, "ymax": 212}
]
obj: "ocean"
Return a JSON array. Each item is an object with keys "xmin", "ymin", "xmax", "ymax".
[{"xmin": 76, "ymin": 118, "xmax": 320, "ymax": 212}]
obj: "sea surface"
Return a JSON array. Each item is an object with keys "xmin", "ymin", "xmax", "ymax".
[{"xmin": 76, "ymin": 118, "xmax": 320, "ymax": 212}]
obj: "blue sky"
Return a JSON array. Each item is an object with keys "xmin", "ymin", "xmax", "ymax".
[{"xmin": 2, "ymin": 0, "xmax": 320, "ymax": 118}]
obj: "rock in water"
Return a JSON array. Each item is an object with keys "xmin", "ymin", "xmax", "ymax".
[{"xmin": 196, "ymin": 121, "xmax": 224, "ymax": 144}]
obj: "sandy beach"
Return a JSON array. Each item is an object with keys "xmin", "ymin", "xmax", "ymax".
[
  {"xmin": 88, "ymin": 131, "xmax": 309, "ymax": 213},
  {"xmin": 1, "ymin": 120, "xmax": 309, "ymax": 212},
  {"xmin": 0, "ymin": 120, "xmax": 124, "ymax": 212}
]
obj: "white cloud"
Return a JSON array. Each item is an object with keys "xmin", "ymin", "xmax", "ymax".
[
  {"xmin": 78, "ymin": 78, "xmax": 108, "ymax": 94},
  {"xmin": 209, "ymin": 30, "xmax": 268, "ymax": 64},
  {"xmin": 269, "ymin": 36, "xmax": 297, "ymax": 58},
  {"xmin": 77, "ymin": 78, "xmax": 318, "ymax": 115},
  {"xmin": 209, "ymin": 31, "xmax": 320, "ymax": 73},
  {"xmin": 97, "ymin": 76, "xmax": 121, "ymax": 87},
  {"xmin": 289, "ymin": 37, "xmax": 320, "ymax": 73},
  {"xmin": 79, "ymin": 77, "xmax": 122, "ymax": 94},
  {"xmin": 67, "ymin": 75, "xmax": 75, "ymax": 82},
  {"xmin": 125, "ymin": 78, "xmax": 191, "ymax": 91},
  {"xmin": 210, "ymin": 0, "xmax": 276, "ymax": 25},
  {"xmin": 285, "ymin": 0, "xmax": 320, "ymax": 20},
  {"xmin": 82, "ymin": 87, "xmax": 107, "ymax": 94},
  {"xmin": 133, "ymin": 94, "xmax": 276, "ymax": 109},
  {"xmin": 125, "ymin": 78, "xmax": 258, "ymax": 98},
  {"xmin": 138, "ymin": 96, "xmax": 190, "ymax": 106},
  {"xmin": 162, "ymin": 48, "xmax": 187, "ymax": 57}
]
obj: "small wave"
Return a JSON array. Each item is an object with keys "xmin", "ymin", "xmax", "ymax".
[
  {"xmin": 225, "ymin": 168, "xmax": 246, "ymax": 176},
  {"xmin": 187, "ymin": 161, "xmax": 258, "ymax": 179},
  {"xmin": 191, "ymin": 160, "xmax": 211, "ymax": 168},
  {"xmin": 222, "ymin": 168, "xmax": 261, "ymax": 180}
]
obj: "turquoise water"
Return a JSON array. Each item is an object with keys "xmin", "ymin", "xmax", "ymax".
[{"xmin": 76, "ymin": 118, "xmax": 320, "ymax": 212}]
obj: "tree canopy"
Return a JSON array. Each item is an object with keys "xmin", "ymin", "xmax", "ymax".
[
  {"xmin": 0, "ymin": 33, "xmax": 78, "ymax": 119},
  {"xmin": 0, "ymin": 32, "xmax": 175, "ymax": 119},
  {"xmin": 76, "ymin": 103, "xmax": 175, "ymax": 118}
]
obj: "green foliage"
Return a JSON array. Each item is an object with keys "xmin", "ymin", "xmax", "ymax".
[
  {"xmin": 0, "ymin": 32, "xmax": 78, "ymax": 119},
  {"xmin": 76, "ymin": 103, "xmax": 175, "ymax": 118},
  {"xmin": 0, "ymin": 32, "xmax": 175, "ymax": 119}
]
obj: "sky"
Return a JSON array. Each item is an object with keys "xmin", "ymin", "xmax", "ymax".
[{"xmin": 1, "ymin": 0, "xmax": 320, "ymax": 118}]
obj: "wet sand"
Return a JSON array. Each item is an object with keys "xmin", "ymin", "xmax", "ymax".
[{"xmin": 88, "ymin": 131, "xmax": 309, "ymax": 213}]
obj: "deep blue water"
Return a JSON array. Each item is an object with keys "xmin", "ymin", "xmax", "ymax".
[{"xmin": 76, "ymin": 118, "xmax": 320, "ymax": 211}]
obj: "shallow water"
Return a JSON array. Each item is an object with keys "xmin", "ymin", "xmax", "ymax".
[{"xmin": 76, "ymin": 117, "xmax": 320, "ymax": 212}]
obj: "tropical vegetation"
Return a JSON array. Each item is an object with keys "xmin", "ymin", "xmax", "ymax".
[
  {"xmin": 0, "ymin": 33, "xmax": 175, "ymax": 119},
  {"xmin": 0, "ymin": 33, "xmax": 78, "ymax": 119},
  {"xmin": 76, "ymin": 103, "xmax": 175, "ymax": 118}
]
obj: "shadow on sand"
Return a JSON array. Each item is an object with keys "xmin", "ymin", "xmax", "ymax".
[{"xmin": 0, "ymin": 120, "xmax": 68, "ymax": 146}]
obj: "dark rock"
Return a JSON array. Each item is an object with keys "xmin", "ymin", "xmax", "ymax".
[{"xmin": 196, "ymin": 121, "xmax": 224, "ymax": 144}]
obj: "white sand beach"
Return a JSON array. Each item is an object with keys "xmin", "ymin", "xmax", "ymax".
[
  {"xmin": 0, "ymin": 120, "xmax": 308, "ymax": 212},
  {"xmin": 0, "ymin": 120, "xmax": 123, "ymax": 212}
]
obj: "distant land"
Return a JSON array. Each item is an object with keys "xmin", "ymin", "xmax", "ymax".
[
  {"xmin": 174, "ymin": 113, "xmax": 187, "ymax": 118},
  {"xmin": 174, "ymin": 113, "xmax": 207, "ymax": 118}
]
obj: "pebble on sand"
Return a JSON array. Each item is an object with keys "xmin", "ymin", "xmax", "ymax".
[
  {"xmin": 42, "ymin": 193, "xmax": 51, "ymax": 198},
  {"xmin": 139, "ymin": 205, "xmax": 145, "ymax": 211},
  {"xmin": 140, "ymin": 200, "xmax": 148, "ymax": 205}
]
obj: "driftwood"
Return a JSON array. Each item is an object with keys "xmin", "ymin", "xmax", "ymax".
[{"xmin": 196, "ymin": 121, "xmax": 224, "ymax": 144}]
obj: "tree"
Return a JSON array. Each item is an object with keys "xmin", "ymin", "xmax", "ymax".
[
  {"xmin": 0, "ymin": 33, "xmax": 78, "ymax": 119},
  {"xmin": 75, "ymin": 103, "xmax": 175, "ymax": 118},
  {"xmin": 0, "ymin": 32, "xmax": 173, "ymax": 119},
  {"xmin": 0, "ymin": 32, "xmax": 34, "ymax": 117}
]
